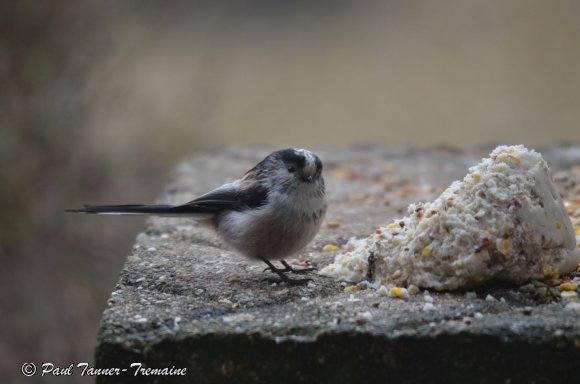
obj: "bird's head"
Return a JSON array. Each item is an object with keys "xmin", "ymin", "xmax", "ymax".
[{"xmin": 257, "ymin": 148, "xmax": 324, "ymax": 194}]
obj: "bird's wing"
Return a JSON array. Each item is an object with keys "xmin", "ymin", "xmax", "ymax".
[{"xmin": 183, "ymin": 181, "xmax": 268, "ymax": 212}]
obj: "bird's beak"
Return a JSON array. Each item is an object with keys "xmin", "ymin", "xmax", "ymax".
[{"xmin": 302, "ymin": 175, "xmax": 313, "ymax": 183}]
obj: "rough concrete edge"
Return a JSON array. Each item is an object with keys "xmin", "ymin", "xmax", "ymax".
[{"xmin": 96, "ymin": 327, "xmax": 580, "ymax": 384}]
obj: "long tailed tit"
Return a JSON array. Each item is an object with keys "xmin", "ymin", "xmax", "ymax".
[{"xmin": 68, "ymin": 148, "xmax": 327, "ymax": 284}]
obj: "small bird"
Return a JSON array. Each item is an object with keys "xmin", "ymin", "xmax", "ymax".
[{"xmin": 67, "ymin": 148, "xmax": 327, "ymax": 284}]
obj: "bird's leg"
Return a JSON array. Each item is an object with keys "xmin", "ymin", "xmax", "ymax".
[
  {"xmin": 262, "ymin": 260, "xmax": 291, "ymax": 273},
  {"xmin": 260, "ymin": 259, "xmax": 311, "ymax": 285}
]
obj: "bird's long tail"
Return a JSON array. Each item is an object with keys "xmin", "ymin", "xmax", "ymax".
[{"xmin": 66, "ymin": 204, "xmax": 214, "ymax": 216}]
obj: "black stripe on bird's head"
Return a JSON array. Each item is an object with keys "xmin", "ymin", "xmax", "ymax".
[{"xmin": 276, "ymin": 148, "xmax": 322, "ymax": 183}]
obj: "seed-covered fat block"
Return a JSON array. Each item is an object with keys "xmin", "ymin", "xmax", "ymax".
[{"xmin": 320, "ymin": 145, "xmax": 579, "ymax": 290}]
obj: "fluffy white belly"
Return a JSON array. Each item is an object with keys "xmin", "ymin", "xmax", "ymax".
[{"xmin": 216, "ymin": 200, "xmax": 326, "ymax": 260}]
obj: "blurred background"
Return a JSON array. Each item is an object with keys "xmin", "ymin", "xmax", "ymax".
[{"xmin": 1, "ymin": 0, "xmax": 579, "ymax": 382}]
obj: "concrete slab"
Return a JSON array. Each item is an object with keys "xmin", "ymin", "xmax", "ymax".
[{"xmin": 95, "ymin": 146, "xmax": 580, "ymax": 383}]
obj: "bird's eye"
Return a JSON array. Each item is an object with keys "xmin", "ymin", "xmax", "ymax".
[{"xmin": 287, "ymin": 165, "xmax": 296, "ymax": 173}]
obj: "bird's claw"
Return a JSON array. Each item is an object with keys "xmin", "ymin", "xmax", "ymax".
[
  {"xmin": 286, "ymin": 266, "xmax": 317, "ymax": 274},
  {"xmin": 262, "ymin": 264, "xmax": 316, "ymax": 274}
]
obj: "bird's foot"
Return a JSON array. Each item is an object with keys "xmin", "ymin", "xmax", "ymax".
[
  {"xmin": 280, "ymin": 260, "xmax": 317, "ymax": 274},
  {"xmin": 261, "ymin": 259, "xmax": 314, "ymax": 285},
  {"xmin": 262, "ymin": 260, "xmax": 317, "ymax": 274}
]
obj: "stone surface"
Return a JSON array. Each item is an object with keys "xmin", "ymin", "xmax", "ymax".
[{"xmin": 96, "ymin": 146, "xmax": 580, "ymax": 384}]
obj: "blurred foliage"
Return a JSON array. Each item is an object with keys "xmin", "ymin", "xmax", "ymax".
[{"xmin": 0, "ymin": 1, "xmax": 151, "ymax": 380}]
